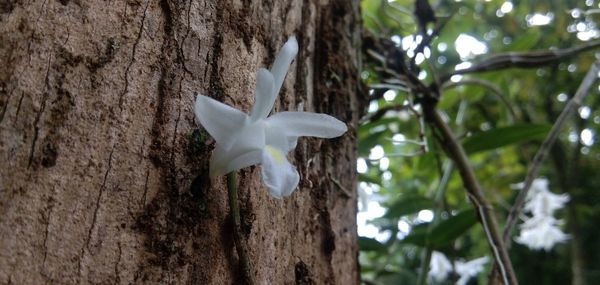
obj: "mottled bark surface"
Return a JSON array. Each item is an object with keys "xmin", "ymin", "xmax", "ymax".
[{"xmin": 0, "ymin": 0, "xmax": 363, "ymax": 284}]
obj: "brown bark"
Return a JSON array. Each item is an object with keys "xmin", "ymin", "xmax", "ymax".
[{"xmin": 0, "ymin": 0, "xmax": 363, "ymax": 284}]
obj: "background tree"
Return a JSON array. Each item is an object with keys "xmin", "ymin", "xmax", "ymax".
[{"xmin": 0, "ymin": 1, "xmax": 363, "ymax": 284}]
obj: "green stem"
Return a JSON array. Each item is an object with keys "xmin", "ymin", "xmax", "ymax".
[{"xmin": 227, "ymin": 172, "xmax": 255, "ymax": 285}]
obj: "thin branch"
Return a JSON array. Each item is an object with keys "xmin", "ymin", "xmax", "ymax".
[
  {"xmin": 442, "ymin": 78, "xmax": 518, "ymax": 122},
  {"xmin": 360, "ymin": 104, "xmax": 411, "ymax": 124},
  {"xmin": 227, "ymin": 173, "xmax": 255, "ymax": 285},
  {"xmin": 424, "ymin": 107, "xmax": 518, "ymax": 285},
  {"xmin": 502, "ymin": 59, "xmax": 600, "ymax": 244},
  {"xmin": 439, "ymin": 41, "xmax": 600, "ymax": 83}
]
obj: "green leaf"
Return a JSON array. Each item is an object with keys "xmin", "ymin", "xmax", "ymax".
[
  {"xmin": 359, "ymin": 173, "xmax": 382, "ymax": 185},
  {"xmin": 359, "ymin": 237, "xmax": 387, "ymax": 253},
  {"xmin": 399, "ymin": 209, "xmax": 478, "ymax": 249},
  {"xmin": 399, "ymin": 223, "xmax": 429, "ymax": 247},
  {"xmin": 463, "ymin": 124, "xmax": 551, "ymax": 154},
  {"xmin": 359, "ymin": 130, "xmax": 388, "ymax": 156},
  {"xmin": 429, "ymin": 209, "xmax": 478, "ymax": 247},
  {"xmin": 384, "ymin": 195, "xmax": 435, "ymax": 219},
  {"xmin": 376, "ymin": 269, "xmax": 418, "ymax": 285}
]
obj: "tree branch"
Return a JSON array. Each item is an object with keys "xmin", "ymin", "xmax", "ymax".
[
  {"xmin": 502, "ymin": 59, "xmax": 600, "ymax": 244},
  {"xmin": 424, "ymin": 107, "xmax": 518, "ymax": 285},
  {"xmin": 439, "ymin": 41, "xmax": 600, "ymax": 83}
]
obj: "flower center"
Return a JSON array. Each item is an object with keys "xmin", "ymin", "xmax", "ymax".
[{"xmin": 265, "ymin": 145, "xmax": 284, "ymax": 164}]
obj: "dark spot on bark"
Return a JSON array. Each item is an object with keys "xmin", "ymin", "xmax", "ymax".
[
  {"xmin": 0, "ymin": 0, "xmax": 14, "ymax": 14},
  {"xmin": 0, "ymin": 82, "xmax": 8, "ymax": 123},
  {"xmin": 295, "ymin": 261, "xmax": 314, "ymax": 285},
  {"xmin": 190, "ymin": 173, "xmax": 209, "ymax": 203},
  {"xmin": 240, "ymin": 206, "xmax": 255, "ymax": 237},
  {"xmin": 57, "ymin": 46, "xmax": 84, "ymax": 67},
  {"xmin": 40, "ymin": 141, "xmax": 58, "ymax": 167},
  {"xmin": 322, "ymin": 216, "xmax": 336, "ymax": 255},
  {"xmin": 87, "ymin": 38, "xmax": 120, "ymax": 72},
  {"xmin": 59, "ymin": 0, "xmax": 69, "ymax": 6},
  {"xmin": 186, "ymin": 128, "xmax": 210, "ymax": 157}
]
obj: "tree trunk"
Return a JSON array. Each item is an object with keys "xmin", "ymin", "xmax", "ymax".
[{"xmin": 0, "ymin": 1, "xmax": 363, "ymax": 284}]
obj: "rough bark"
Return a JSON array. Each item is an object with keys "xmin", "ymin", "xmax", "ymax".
[{"xmin": 0, "ymin": 0, "xmax": 363, "ymax": 284}]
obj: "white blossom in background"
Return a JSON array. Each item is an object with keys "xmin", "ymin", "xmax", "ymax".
[
  {"xmin": 523, "ymin": 179, "xmax": 570, "ymax": 217},
  {"xmin": 428, "ymin": 251, "xmax": 453, "ymax": 282},
  {"xmin": 454, "ymin": 256, "xmax": 489, "ymax": 285},
  {"xmin": 428, "ymin": 252, "xmax": 489, "ymax": 285},
  {"xmin": 515, "ymin": 216, "xmax": 570, "ymax": 251},
  {"xmin": 194, "ymin": 37, "xmax": 347, "ymax": 198},
  {"xmin": 514, "ymin": 178, "xmax": 570, "ymax": 250}
]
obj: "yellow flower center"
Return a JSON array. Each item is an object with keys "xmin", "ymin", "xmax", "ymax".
[{"xmin": 265, "ymin": 145, "xmax": 284, "ymax": 164}]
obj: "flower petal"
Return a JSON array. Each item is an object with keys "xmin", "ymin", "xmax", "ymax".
[
  {"xmin": 250, "ymin": 68, "xmax": 275, "ymax": 121},
  {"xmin": 261, "ymin": 146, "xmax": 299, "ymax": 198},
  {"xmin": 266, "ymin": 111, "xmax": 347, "ymax": 139},
  {"xmin": 210, "ymin": 145, "xmax": 262, "ymax": 177},
  {"xmin": 195, "ymin": 95, "xmax": 247, "ymax": 150},
  {"xmin": 209, "ymin": 121, "xmax": 266, "ymax": 176},
  {"xmin": 270, "ymin": 37, "xmax": 298, "ymax": 97}
]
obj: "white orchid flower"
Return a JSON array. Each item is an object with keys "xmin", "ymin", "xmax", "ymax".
[
  {"xmin": 454, "ymin": 256, "xmax": 489, "ymax": 285},
  {"xmin": 515, "ymin": 216, "xmax": 570, "ymax": 251},
  {"xmin": 513, "ymin": 178, "xmax": 570, "ymax": 250},
  {"xmin": 194, "ymin": 37, "xmax": 347, "ymax": 198},
  {"xmin": 523, "ymin": 178, "xmax": 570, "ymax": 217},
  {"xmin": 428, "ymin": 251, "xmax": 453, "ymax": 282}
]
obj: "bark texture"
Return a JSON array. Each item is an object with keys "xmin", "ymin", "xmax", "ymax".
[{"xmin": 0, "ymin": 0, "xmax": 363, "ymax": 284}]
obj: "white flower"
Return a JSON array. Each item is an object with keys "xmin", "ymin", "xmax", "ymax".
[
  {"xmin": 194, "ymin": 37, "xmax": 347, "ymax": 198},
  {"xmin": 428, "ymin": 251, "xmax": 453, "ymax": 282},
  {"xmin": 524, "ymin": 179, "xmax": 570, "ymax": 217},
  {"xmin": 514, "ymin": 178, "xmax": 570, "ymax": 250},
  {"xmin": 428, "ymin": 252, "xmax": 489, "ymax": 285},
  {"xmin": 454, "ymin": 256, "xmax": 489, "ymax": 285},
  {"xmin": 515, "ymin": 216, "xmax": 570, "ymax": 251}
]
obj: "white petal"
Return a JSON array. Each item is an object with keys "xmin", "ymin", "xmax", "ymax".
[
  {"xmin": 266, "ymin": 111, "xmax": 347, "ymax": 139},
  {"xmin": 454, "ymin": 256, "xmax": 489, "ymax": 285},
  {"xmin": 210, "ymin": 147, "xmax": 262, "ymax": 177},
  {"xmin": 261, "ymin": 146, "xmax": 299, "ymax": 198},
  {"xmin": 270, "ymin": 37, "xmax": 298, "ymax": 97},
  {"xmin": 209, "ymin": 121, "xmax": 266, "ymax": 177},
  {"xmin": 429, "ymin": 252, "xmax": 452, "ymax": 282},
  {"xmin": 195, "ymin": 95, "xmax": 247, "ymax": 150},
  {"xmin": 250, "ymin": 68, "xmax": 275, "ymax": 121},
  {"xmin": 264, "ymin": 123, "xmax": 297, "ymax": 153}
]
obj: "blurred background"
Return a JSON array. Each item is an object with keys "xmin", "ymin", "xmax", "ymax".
[{"xmin": 356, "ymin": 0, "xmax": 600, "ymax": 284}]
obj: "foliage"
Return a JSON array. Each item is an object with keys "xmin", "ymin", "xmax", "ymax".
[{"xmin": 358, "ymin": 0, "xmax": 600, "ymax": 284}]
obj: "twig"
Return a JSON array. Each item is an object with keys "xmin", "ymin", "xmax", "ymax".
[
  {"xmin": 442, "ymin": 78, "xmax": 518, "ymax": 122},
  {"xmin": 439, "ymin": 41, "xmax": 600, "ymax": 83},
  {"xmin": 359, "ymin": 104, "xmax": 412, "ymax": 124},
  {"xmin": 502, "ymin": 59, "xmax": 600, "ymax": 244},
  {"xmin": 227, "ymin": 172, "xmax": 255, "ymax": 285},
  {"xmin": 424, "ymin": 107, "xmax": 518, "ymax": 285}
]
